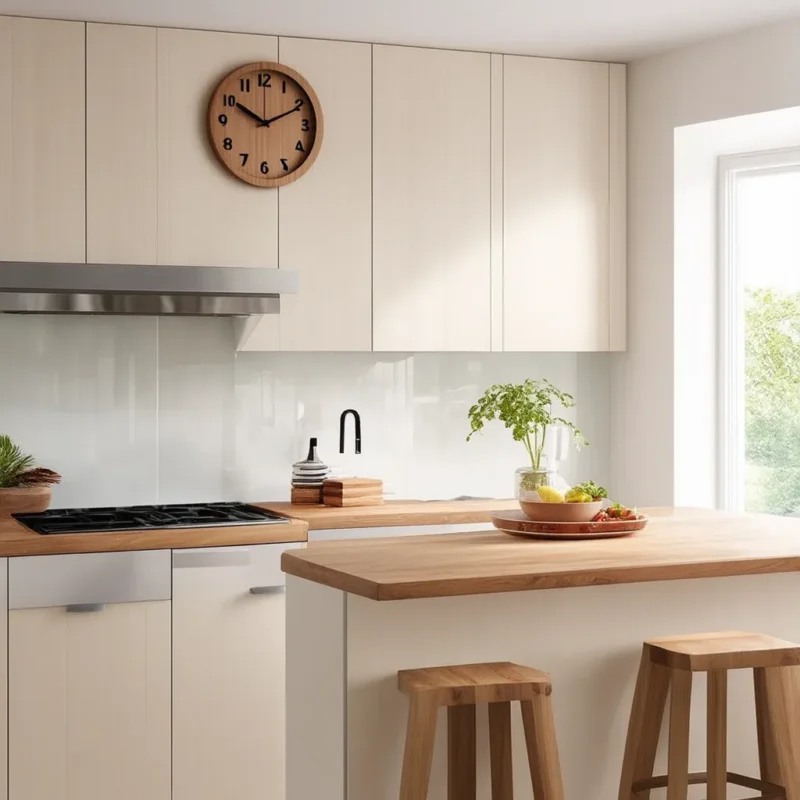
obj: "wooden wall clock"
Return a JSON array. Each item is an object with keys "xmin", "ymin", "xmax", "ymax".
[{"xmin": 207, "ymin": 61, "xmax": 323, "ymax": 188}]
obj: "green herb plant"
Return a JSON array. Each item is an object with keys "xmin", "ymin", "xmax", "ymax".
[
  {"xmin": 467, "ymin": 380, "xmax": 588, "ymax": 486},
  {"xmin": 0, "ymin": 435, "xmax": 61, "ymax": 489}
]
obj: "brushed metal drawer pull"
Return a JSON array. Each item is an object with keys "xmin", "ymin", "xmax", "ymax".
[
  {"xmin": 66, "ymin": 603, "xmax": 106, "ymax": 613},
  {"xmin": 249, "ymin": 585, "xmax": 285, "ymax": 595}
]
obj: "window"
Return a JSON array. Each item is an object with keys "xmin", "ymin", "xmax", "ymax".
[{"xmin": 719, "ymin": 147, "xmax": 800, "ymax": 514}]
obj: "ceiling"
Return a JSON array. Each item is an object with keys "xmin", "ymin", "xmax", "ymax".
[{"xmin": 1, "ymin": 0, "xmax": 800, "ymax": 60}]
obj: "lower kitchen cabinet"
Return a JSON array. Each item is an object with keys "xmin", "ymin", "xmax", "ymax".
[
  {"xmin": 8, "ymin": 552, "xmax": 171, "ymax": 800},
  {"xmin": 172, "ymin": 543, "xmax": 297, "ymax": 800},
  {"xmin": 0, "ymin": 561, "xmax": 7, "ymax": 800}
]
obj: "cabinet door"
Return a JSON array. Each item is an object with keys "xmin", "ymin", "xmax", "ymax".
[
  {"xmin": 9, "ymin": 552, "xmax": 171, "ymax": 800},
  {"xmin": 157, "ymin": 28, "xmax": 278, "ymax": 268},
  {"xmin": 87, "ymin": 23, "xmax": 158, "ymax": 264},
  {"xmin": 372, "ymin": 46, "xmax": 491, "ymax": 352},
  {"xmin": 0, "ymin": 17, "xmax": 84, "ymax": 262},
  {"xmin": 173, "ymin": 543, "xmax": 297, "ymax": 800},
  {"xmin": 503, "ymin": 56, "xmax": 610, "ymax": 351},
  {"xmin": 0, "ymin": 561, "xmax": 8, "ymax": 800},
  {"xmin": 275, "ymin": 37, "xmax": 372, "ymax": 352}
]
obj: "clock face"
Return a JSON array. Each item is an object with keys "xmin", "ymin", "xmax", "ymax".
[{"xmin": 207, "ymin": 61, "xmax": 323, "ymax": 188}]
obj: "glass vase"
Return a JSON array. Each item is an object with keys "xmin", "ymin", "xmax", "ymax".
[{"xmin": 515, "ymin": 458, "xmax": 570, "ymax": 502}]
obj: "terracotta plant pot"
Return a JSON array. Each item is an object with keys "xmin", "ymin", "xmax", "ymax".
[
  {"xmin": 0, "ymin": 486, "xmax": 52, "ymax": 516},
  {"xmin": 519, "ymin": 499, "xmax": 603, "ymax": 523}
]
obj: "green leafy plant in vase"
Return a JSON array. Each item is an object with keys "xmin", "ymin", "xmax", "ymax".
[
  {"xmin": 0, "ymin": 435, "xmax": 61, "ymax": 516},
  {"xmin": 466, "ymin": 379, "xmax": 588, "ymax": 499}
]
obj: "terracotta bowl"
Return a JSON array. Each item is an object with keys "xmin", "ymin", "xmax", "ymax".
[
  {"xmin": 519, "ymin": 499, "xmax": 603, "ymax": 523},
  {"xmin": 0, "ymin": 486, "xmax": 52, "ymax": 516}
]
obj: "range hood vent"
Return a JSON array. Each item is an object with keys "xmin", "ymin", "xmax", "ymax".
[{"xmin": 0, "ymin": 262, "xmax": 298, "ymax": 317}]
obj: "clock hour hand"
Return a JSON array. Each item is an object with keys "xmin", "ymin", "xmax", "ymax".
[
  {"xmin": 262, "ymin": 100, "xmax": 304, "ymax": 126},
  {"xmin": 235, "ymin": 102, "xmax": 269, "ymax": 127}
]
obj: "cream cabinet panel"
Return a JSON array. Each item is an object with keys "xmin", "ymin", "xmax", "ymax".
[
  {"xmin": 0, "ymin": 17, "xmax": 84, "ymax": 263},
  {"xmin": 0, "ymin": 561, "xmax": 8, "ymax": 800},
  {"xmin": 372, "ymin": 45, "xmax": 491, "ymax": 352},
  {"xmin": 87, "ymin": 23, "xmax": 157, "ymax": 264},
  {"xmin": 157, "ymin": 28, "xmax": 278, "ymax": 267},
  {"xmin": 173, "ymin": 544, "xmax": 295, "ymax": 800},
  {"xmin": 276, "ymin": 37, "xmax": 372, "ymax": 351},
  {"xmin": 9, "ymin": 601, "xmax": 171, "ymax": 800},
  {"xmin": 503, "ymin": 56, "xmax": 610, "ymax": 351}
]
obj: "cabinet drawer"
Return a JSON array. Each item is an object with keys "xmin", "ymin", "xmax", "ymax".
[
  {"xmin": 172, "ymin": 542, "xmax": 301, "ymax": 590},
  {"xmin": 10, "ymin": 550, "xmax": 171, "ymax": 609}
]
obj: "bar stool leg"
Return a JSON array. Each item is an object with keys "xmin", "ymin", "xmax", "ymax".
[
  {"xmin": 618, "ymin": 650, "xmax": 671, "ymax": 800},
  {"xmin": 706, "ymin": 670, "xmax": 727, "ymax": 800},
  {"xmin": 448, "ymin": 705, "xmax": 476, "ymax": 800},
  {"xmin": 754, "ymin": 667, "xmax": 782, "ymax": 786},
  {"xmin": 488, "ymin": 702, "xmax": 514, "ymax": 800},
  {"xmin": 764, "ymin": 667, "xmax": 800, "ymax": 800},
  {"xmin": 666, "ymin": 670, "xmax": 692, "ymax": 800},
  {"xmin": 521, "ymin": 691, "xmax": 565, "ymax": 800},
  {"xmin": 399, "ymin": 693, "xmax": 439, "ymax": 800}
]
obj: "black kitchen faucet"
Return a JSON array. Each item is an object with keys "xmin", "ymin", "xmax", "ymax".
[{"xmin": 339, "ymin": 409, "xmax": 361, "ymax": 454}]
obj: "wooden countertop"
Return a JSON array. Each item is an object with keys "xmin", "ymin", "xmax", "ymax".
[
  {"xmin": 0, "ymin": 498, "xmax": 513, "ymax": 558},
  {"xmin": 280, "ymin": 508, "xmax": 800, "ymax": 601},
  {"xmin": 261, "ymin": 498, "xmax": 519, "ymax": 530},
  {"xmin": 0, "ymin": 515, "xmax": 308, "ymax": 557}
]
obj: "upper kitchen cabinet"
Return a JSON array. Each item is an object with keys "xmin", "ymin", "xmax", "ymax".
[
  {"xmin": 87, "ymin": 23, "xmax": 158, "ymax": 264},
  {"xmin": 0, "ymin": 17, "xmax": 85, "ymax": 263},
  {"xmin": 502, "ymin": 56, "xmax": 626, "ymax": 351},
  {"xmin": 156, "ymin": 28, "xmax": 278, "ymax": 268},
  {"xmin": 274, "ymin": 37, "xmax": 372, "ymax": 352},
  {"xmin": 372, "ymin": 45, "xmax": 492, "ymax": 352}
]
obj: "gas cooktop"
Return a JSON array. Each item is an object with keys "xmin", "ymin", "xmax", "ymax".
[{"xmin": 13, "ymin": 502, "xmax": 286, "ymax": 535}]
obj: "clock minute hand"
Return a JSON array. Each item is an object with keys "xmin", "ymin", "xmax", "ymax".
[
  {"xmin": 235, "ymin": 102, "xmax": 269, "ymax": 126},
  {"xmin": 263, "ymin": 102, "xmax": 303, "ymax": 126}
]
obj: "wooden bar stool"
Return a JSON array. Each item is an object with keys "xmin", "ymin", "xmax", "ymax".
[
  {"xmin": 618, "ymin": 631, "xmax": 800, "ymax": 800},
  {"xmin": 397, "ymin": 661, "xmax": 565, "ymax": 800}
]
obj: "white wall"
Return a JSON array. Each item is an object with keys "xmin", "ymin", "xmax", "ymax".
[
  {"xmin": 618, "ymin": 17, "xmax": 800, "ymax": 506},
  {"xmin": 0, "ymin": 316, "xmax": 611, "ymax": 507}
]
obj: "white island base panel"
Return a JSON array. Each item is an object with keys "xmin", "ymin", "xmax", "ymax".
[{"xmin": 286, "ymin": 572, "xmax": 800, "ymax": 800}]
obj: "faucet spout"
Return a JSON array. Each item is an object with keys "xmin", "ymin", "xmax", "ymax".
[{"xmin": 339, "ymin": 409, "xmax": 361, "ymax": 454}]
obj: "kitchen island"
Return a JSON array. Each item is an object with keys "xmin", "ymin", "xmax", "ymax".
[{"xmin": 282, "ymin": 508, "xmax": 800, "ymax": 800}]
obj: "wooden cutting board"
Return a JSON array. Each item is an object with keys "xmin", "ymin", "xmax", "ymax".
[
  {"xmin": 323, "ymin": 478, "xmax": 383, "ymax": 491},
  {"xmin": 321, "ymin": 485, "xmax": 383, "ymax": 499},
  {"xmin": 291, "ymin": 486, "xmax": 323, "ymax": 505},
  {"xmin": 322, "ymin": 494, "xmax": 384, "ymax": 508}
]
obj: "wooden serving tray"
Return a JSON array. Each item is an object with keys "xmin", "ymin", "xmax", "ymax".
[{"xmin": 490, "ymin": 510, "xmax": 648, "ymax": 540}]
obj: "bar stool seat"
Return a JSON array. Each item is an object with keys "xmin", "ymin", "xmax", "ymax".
[
  {"xmin": 646, "ymin": 631, "xmax": 800, "ymax": 671},
  {"xmin": 397, "ymin": 661, "xmax": 564, "ymax": 800},
  {"xmin": 618, "ymin": 631, "xmax": 800, "ymax": 800}
]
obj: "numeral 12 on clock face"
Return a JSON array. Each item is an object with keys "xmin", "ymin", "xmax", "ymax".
[{"xmin": 207, "ymin": 61, "xmax": 324, "ymax": 188}]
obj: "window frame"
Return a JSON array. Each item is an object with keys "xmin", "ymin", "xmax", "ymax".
[{"xmin": 717, "ymin": 146, "xmax": 800, "ymax": 512}]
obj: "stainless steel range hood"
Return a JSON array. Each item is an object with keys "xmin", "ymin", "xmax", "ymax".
[{"xmin": 0, "ymin": 261, "xmax": 298, "ymax": 316}]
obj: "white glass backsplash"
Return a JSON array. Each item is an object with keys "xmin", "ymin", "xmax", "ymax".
[{"xmin": 0, "ymin": 316, "xmax": 610, "ymax": 507}]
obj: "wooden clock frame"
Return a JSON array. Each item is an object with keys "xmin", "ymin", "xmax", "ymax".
[{"xmin": 207, "ymin": 61, "xmax": 324, "ymax": 188}]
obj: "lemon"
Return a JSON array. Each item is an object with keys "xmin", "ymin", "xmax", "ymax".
[
  {"xmin": 537, "ymin": 486, "xmax": 565, "ymax": 504},
  {"xmin": 565, "ymin": 488, "xmax": 593, "ymax": 503}
]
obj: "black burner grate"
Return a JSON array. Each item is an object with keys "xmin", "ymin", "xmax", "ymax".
[{"xmin": 13, "ymin": 502, "xmax": 286, "ymax": 535}]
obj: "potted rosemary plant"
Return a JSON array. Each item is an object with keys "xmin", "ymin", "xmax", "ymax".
[
  {"xmin": 0, "ymin": 435, "xmax": 61, "ymax": 516},
  {"xmin": 467, "ymin": 379, "xmax": 588, "ymax": 500}
]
